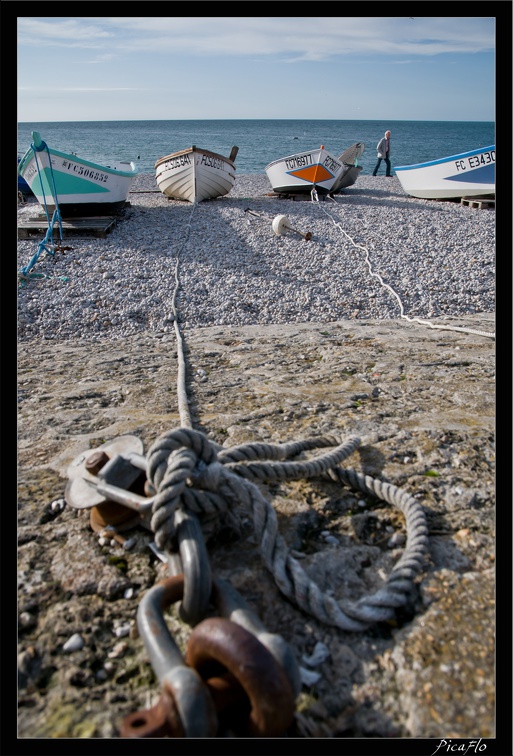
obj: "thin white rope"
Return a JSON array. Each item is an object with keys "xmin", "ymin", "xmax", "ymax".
[{"xmin": 310, "ymin": 190, "xmax": 495, "ymax": 341}]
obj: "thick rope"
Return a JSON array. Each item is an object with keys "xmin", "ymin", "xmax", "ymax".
[
  {"xmin": 19, "ymin": 140, "xmax": 64, "ymax": 280},
  {"xmin": 146, "ymin": 427, "xmax": 429, "ymax": 631},
  {"xmin": 169, "ymin": 202, "xmax": 198, "ymax": 429},
  {"xmin": 309, "ymin": 188, "xmax": 495, "ymax": 340}
]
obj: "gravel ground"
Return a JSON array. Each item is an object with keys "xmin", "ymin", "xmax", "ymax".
[{"xmin": 17, "ymin": 173, "xmax": 495, "ymax": 341}]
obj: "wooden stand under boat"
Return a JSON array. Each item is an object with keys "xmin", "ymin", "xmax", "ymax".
[
  {"xmin": 17, "ymin": 214, "xmax": 123, "ymax": 239},
  {"xmin": 265, "ymin": 192, "xmax": 330, "ymax": 202},
  {"xmin": 460, "ymin": 196, "xmax": 495, "ymax": 210}
]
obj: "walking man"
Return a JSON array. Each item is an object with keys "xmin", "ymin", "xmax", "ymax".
[{"xmin": 372, "ymin": 130, "xmax": 392, "ymax": 177}]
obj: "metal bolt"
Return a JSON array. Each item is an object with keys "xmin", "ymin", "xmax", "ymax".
[
  {"xmin": 85, "ymin": 450, "xmax": 110, "ymax": 475},
  {"xmin": 287, "ymin": 225, "xmax": 312, "ymax": 241}
]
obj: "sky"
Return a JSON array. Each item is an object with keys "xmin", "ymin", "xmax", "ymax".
[{"xmin": 17, "ymin": 16, "xmax": 496, "ymax": 123}]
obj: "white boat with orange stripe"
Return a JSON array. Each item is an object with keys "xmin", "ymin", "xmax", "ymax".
[{"xmin": 265, "ymin": 142, "xmax": 364, "ymax": 196}]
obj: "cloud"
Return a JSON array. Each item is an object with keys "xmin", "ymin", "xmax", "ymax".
[
  {"xmin": 18, "ymin": 16, "xmax": 495, "ymax": 59},
  {"xmin": 17, "ymin": 17, "xmax": 113, "ymax": 48},
  {"xmin": 88, "ymin": 53, "xmax": 117, "ymax": 64},
  {"xmin": 19, "ymin": 86, "xmax": 140, "ymax": 92}
]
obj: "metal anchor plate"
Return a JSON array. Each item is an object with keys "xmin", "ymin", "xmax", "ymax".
[{"xmin": 65, "ymin": 435, "xmax": 144, "ymax": 509}]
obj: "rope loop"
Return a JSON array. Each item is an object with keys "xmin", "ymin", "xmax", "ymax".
[{"xmin": 145, "ymin": 427, "xmax": 429, "ymax": 631}]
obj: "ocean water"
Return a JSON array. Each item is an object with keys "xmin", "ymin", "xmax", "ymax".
[{"xmin": 17, "ymin": 119, "xmax": 495, "ymax": 176}]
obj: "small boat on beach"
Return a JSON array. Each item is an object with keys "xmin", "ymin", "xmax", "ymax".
[
  {"xmin": 155, "ymin": 145, "xmax": 238, "ymax": 203},
  {"xmin": 265, "ymin": 142, "xmax": 364, "ymax": 196},
  {"xmin": 394, "ymin": 145, "xmax": 495, "ymax": 200},
  {"xmin": 17, "ymin": 132, "xmax": 138, "ymax": 217}
]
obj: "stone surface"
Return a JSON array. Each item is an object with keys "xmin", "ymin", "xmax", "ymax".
[{"xmin": 17, "ymin": 315, "xmax": 496, "ymax": 741}]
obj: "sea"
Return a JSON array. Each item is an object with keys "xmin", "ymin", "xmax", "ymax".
[{"xmin": 17, "ymin": 119, "xmax": 495, "ymax": 176}]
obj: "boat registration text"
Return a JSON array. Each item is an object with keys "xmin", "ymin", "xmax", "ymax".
[
  {"xmin": 61, "ymin": 160, "xmax": 109, "ymax": 183},
  {"xmin": 163, "ymin": 154, "xmax": 192, "ymax": 171},
  {"xmin": 284, "ymin": 153, "xmax": 342, "ymax": 172},
  {"xmin": 24, "ymin": 158, "xmax": 110, "ymax": 184},
  {"xmin": 454, "ymin": 150, "xmax": 495, "ymax": 172},
  {"xmin": 285, "ymin": 153, "xmax": 314, "ymax": 169},
  {"xmin": 200, "ymin": 154, "xmax": 226, "ymax": 169}
]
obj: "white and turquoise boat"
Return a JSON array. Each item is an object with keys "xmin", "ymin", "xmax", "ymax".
[
  {"xmin": 394, "ymin": 145, "xmax": 495, "ymax": 200},
  {"xmin": 17, "ymin": 132, "xmax": 138, "ymax": 217}
]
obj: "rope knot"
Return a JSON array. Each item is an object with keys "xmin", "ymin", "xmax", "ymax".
[
  {"xmin": 146, "ymin": 428, "xmax": 223, "ymax": 551},
  {"xmin": 145, "ymin": 427, "xmax": 429, "ymax": 631},
  {"xmin": 189, "ymin": 458, "xmax": 224, "ymax": 491},
  {"xmin": 147, "ymin": 427, "xmax": 218, "ymax": 490}
]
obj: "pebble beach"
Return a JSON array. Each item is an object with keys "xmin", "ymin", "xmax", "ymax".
[{"xmin": 17, "ymin": 173, "xmax": 495, "ymax": 341}]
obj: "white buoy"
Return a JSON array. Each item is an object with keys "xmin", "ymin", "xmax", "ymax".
[
  {"xmin": 272, "ymin": 214, "xmax": 292, "ymax": 236},
  {"xmin": 245, "ymin": 208, "xmax": 312, "ymax": 241},
  {"xmin": 272, "ymin": 215, "xmax": 312, "ymax": 241}
]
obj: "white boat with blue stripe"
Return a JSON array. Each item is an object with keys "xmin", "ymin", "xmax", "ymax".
[
  {"xmin": 394, "ymin": 145, "xmax": 495, "ymax": 200},
  {"xmin": 17, "ymin": 131, "xmax": 138, "ymax": 217}
]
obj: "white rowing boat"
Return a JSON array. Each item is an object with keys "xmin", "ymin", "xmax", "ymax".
[
  {"xmin": 394, "ymin": 145, "xmax": 495, "ymax": 199},
  {"xmin": 17, "ymin": 132, "xmax": 138, "ymax": 217},
  {"xmin": 155, "ymin": 145, "xmax": 238, "ymax": 203}
]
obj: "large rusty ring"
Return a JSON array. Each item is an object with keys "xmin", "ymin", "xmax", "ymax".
[{"xmin": 186, "ymin": 617, "xmax": 295, "ymax": 737}]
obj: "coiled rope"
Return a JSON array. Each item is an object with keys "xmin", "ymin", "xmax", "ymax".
[
  {"xmin": 146, "ymin": 427, "xmax": 428, "ymax": 631},
  {"xmin": 310, "ymin": 188, "xmax": 495, "ymax": 341},
  {"xmin": 150, "ymin": 203, "xmax": 429, "ymax": 631}
]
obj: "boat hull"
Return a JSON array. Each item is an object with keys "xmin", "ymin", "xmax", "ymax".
[
  {"xmin": 332, "ymin": 165, "xmax": 362, "ymax": 191},
  {"xmin": 265, "ymin": 147, "xmax": 346, "ymax": 195},
  {"xmin": 330, "ymin": 142, "xmax": 365, "ymax": 193},
  {"xmin": 17, "ymin": 134, "xmax": 138, "ymax": 217},
  {"xmin": 155, "ymin": 146, "xmax": 237, "ymax": 202},
  {"xmin": 394, "ymin": 146, "xmax": 495, "ymax": 199}
]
